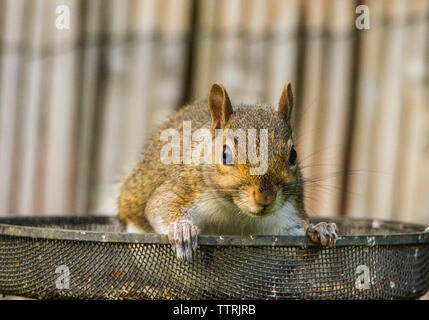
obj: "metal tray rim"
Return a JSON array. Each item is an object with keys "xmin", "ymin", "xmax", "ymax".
[{"xmin": 0, "ymin": 215, "xmax": 428, "ymax": 247}]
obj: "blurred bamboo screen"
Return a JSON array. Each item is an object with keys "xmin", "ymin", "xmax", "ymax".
[{"xmin": 0, "ymin": 0, "xmax": 428, "ymax": 224}]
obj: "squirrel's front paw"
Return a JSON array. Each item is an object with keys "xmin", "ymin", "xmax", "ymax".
[
  {"xmin": 306, "ymin": 222, "xmax": 338, "ymax": 248},
  {"xmin": 168, "ymin": 221, "xmax": 199, "ymax": 261}
]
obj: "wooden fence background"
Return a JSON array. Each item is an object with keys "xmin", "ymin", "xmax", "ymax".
[{"xmin": 0, "ymin": 0, "xmax": 428, "ymax": 225}]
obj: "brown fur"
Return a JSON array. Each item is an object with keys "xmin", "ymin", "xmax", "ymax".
[{"xmin": 119, "ymin": 84, "xmax": 310, "ymax": 234}]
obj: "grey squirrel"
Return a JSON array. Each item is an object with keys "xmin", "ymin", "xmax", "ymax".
[{"xmin": 119, "ymin": 82, "xmax": 337, "ymax": 261}]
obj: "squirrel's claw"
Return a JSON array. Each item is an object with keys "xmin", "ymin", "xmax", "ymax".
[
  {"xmin": 168, "ymin": 221, "xmax": 199, "ymax": 261},
  {"xmin": 306, "ymin": 222, "xmax": 338, "ymax": 248}
]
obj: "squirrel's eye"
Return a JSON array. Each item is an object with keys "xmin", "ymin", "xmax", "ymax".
[
  {"xmin": 222, "ymin": 145, "xmax": 234, "ymax": 165},
  {"xmin": 288, "ymin": 146, "xmax": 297, "ymax": 165}
]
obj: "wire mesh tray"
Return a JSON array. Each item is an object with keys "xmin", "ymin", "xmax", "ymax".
[{"xmin": 0, "ymin": 215, "xmax": 428, "ymax": 300}]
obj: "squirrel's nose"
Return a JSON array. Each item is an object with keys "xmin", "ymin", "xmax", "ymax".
[{"xmin": 253, "ymin": 189, "xmax": 276, "ymax": 207}]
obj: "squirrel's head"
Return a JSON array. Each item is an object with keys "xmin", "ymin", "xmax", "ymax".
[{"xmin": 205, "ymin": 82, "xmax": 302, "ymax": 218}]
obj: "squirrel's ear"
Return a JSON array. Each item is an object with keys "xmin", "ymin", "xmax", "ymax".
[
  {"xmin": 278, "ymin": 82, "xmax": 294, "ymax": 122},
  {"xmin": 208, "ymin": 82, "xmax": 233, "ymax": 135}
]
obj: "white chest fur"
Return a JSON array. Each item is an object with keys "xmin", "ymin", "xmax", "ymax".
[{"xmin": 188, "ymin": 192, "xmax": 305, "ymax": 236}]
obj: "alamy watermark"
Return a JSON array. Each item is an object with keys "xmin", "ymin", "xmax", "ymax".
[
  {"xmin": 56, "ymin": 4, "xmax": 370, "ymax": 32},
  {"xmin": 355, "ymin": 265, "xmax": 370, "ymax": 290},
  {"xmin": 56, "ymin": 5, "xmax": 70, "ymax": 30},
  {"xmin": 355, "ymin": 5, "xmax": 370, "ymax": 30},
  {"xmin": 55, "ymin": 265, "xmax": 70, "ymax": 290},
  {"xmin": 159, "ymin": 121, "xmax": 269, "ymax": 175}
]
